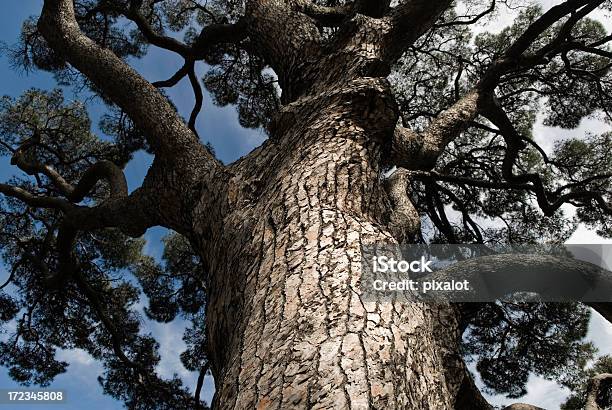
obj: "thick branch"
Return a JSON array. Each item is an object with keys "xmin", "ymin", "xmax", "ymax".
[
  {"xmin": 455, "ymin": 366, "xmax": 493, "ymax": 410},
  {"xmin": 355, "ymin": 0, "xmax": 390, "ymax": 18},
  {"xmin": 391, "ymin": 0, "xmax": 608, "ymax": 170},
  {"xmin": 191, "ymin": 19, "xmax": 248, "ymax": 59},
  {"xmin": 428, "ymin": 253, "xmax": 612, "ymax": 325},
  {"xmin": 194, "ymin": 363, "xmax": 209, "ymax": 409},
  {"xmin": 504, "ymin": 0, "xmax": 593, "ymax": 60},
  {"xmin": 38, "ymin": 0, "xmax": 213, "ymax": 162},
  {"xmin": 384, "ymin": 168, "xmax": 420, "ymax": 242},
  {"xmin": 381, "ymin": 0, "xmax": 453, "ymax": 63},
  {"xmin": 68, "ymin": 160, "xmax": 128, "ymax": 203},
  {"xmin": 585, "ymin": 373, "xmax": 612, "ymax": 410},
  {"xmin": 590, "ymin": 302, "xmax": 612, "ymax": 325},
  {"xmin": 244, "ymin": 0, "xmax": 323, "ymax": 100},
  {"xmin": 391, "ymin": 90, "xmax": 484, "ymax": 170},
  {"xmin": 295, "ymin": 1, "xmax": 353, "ymax": 26}
]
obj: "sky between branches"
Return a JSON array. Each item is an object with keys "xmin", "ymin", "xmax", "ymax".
[{"xmin": 0, "ymin": 1, "xmax": 611, "ymax": 408}]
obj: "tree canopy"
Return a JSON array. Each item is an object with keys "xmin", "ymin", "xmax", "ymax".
[{"xmin": 0, "ymin": 0, "xmax": 612, "ymax": 408}]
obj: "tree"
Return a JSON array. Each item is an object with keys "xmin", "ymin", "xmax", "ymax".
[
  {"xmin": 562, "ymin": 355, "xmax": 612, "ymax": 409},
  {"xmin": 0, "ymin": 0, "xmax": 612, "ymax": 408}
]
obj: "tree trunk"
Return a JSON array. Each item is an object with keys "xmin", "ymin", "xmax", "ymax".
[{"xmin": 196, "ymin": 73, "xmax": 465, "ymax": 409}]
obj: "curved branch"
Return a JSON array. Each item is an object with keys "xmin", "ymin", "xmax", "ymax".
[
  {"xmin": 455, "ymin": 365, "xmax": 493, "ymax": 410},
  {"xmin": 391, "ymin": 90, "xmax": 485, "ymax": 170},
  {"xmin": 152, "ymin": 60, "xmax": 191, "ymax": 88},
  {"xmin": 37, "ymin": 0, "xmax": 213, "ymax": 162},
  {"xmin": 10, "ymin": 136, "xmax": 74, "ymax": 197},
  {"xmin": 67, "ymin": 160, "xmax": 128, "ymax": 203},
  {"xmin": 0, "ymin": 261, "xmax": 19, "ymax": 290},
  {"xmin": 480, "ymin": 95, "xmax": 612, "ymax": 217},
  {"xmin": 93, "ymin": 1, "xmax": 247, "ymax": 60},
  {"xmin": 590, "ymin": 302, "xmax": 612, "ymax": 325},
  {"xmin": 435, "ymin": 0, "xmax": 495, "ymax": 28},
  {"xmin": 191, "ymin": 19, "xmax": 247, "ymax": 60},
  {"xmin": 123, "ymin": 2, "xmax": 192, "ymax": 57},
  {"xmin": 187, "ymin": 61, "xmax": 203, "ymax": 135},
  {"xmin": 502, "ymin": 405, "xmax": 544, "ymax": 410},
  {"xmin": 194, "ymin": 363, "xmax": 210, "ymax": 409}
]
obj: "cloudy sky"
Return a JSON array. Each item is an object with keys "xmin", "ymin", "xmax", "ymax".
[{"xmin": 0, "ymin": 1, "xmax": 611, "ymax": 409}]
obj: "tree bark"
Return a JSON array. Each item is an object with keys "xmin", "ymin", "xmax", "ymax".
[
  {"xmin": 36, "ymin": 1, "xmax": 610, "ymax": 408},
  {"xmin": 193, "ymin": 34, "xmax": 466, "ymax": 407}
]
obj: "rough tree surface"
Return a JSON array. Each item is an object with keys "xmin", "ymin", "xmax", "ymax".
[{"xmin": 0, "ymin": 0, "xmax": 611, "ymax": 409}]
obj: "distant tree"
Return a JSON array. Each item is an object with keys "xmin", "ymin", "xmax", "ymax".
[{"xmin": 0, "ymin": 0, "xmax": 611, "ymax": 408}]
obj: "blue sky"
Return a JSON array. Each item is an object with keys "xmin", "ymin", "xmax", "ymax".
[{"xmin": 0, "ymin": 1, "xmax": 610, "ymax": 409}]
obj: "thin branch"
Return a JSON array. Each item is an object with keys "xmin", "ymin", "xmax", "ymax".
[
  {"xmin": 73, "ymin": 270, "xmax": 141, "ymax": 370},
  {"xmin": 0, "ymin": 183, "xmax": 73, "ymax": 212},
  {"xmin": 152, "ymin": 60, "xmax": 191, "ymax": 88},
  {"xmin": 187, "ymin": 61, "xmax": 203, "ymax": 136},
  {"xmin": 0, "ymin": 261, "xmax": 20, "ymax": 290},
  {"xmin": 194, "ymin": 363, "xmax": 210, "ymax": 409},
  {"xmin": 10, "ymin": 135, "xmax": 74, "ymax": 197},
  {"xmin": 435, "ymin": 0, "xmax": 495, "ymax": 28},
  {"xmin": 409, "ymin": 170, "xmax": 532, "ymax": 191},
  {"xmin": 480, "ymin": 95, "xmax": 612, "ymax": 217}
]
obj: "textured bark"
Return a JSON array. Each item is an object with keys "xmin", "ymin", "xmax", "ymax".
[
  {"xmin": 193, "ymin": 17, "xmax": 466, "ymax": 408},
  {"xmin": 585, "ymin": 373, "xmax": 612, "ymax": 410},
  {"xmin": 200, "ymin": 84, "xmax": 465, "ymax": 409}
]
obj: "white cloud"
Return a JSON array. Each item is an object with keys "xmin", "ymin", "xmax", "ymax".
[
  {"xmin": 589, "ymin": 310, "xmax": 612, "ymax": 356},
  {"xmin": 151, "ymin": 320, "xmax": 191, "ymax": 381},
  {"xmin": 56, "ymin": 348, "xmax": 96, "ymax": 367},
  {"xmin": 486, "ymin": 376, "xmax": 571, "ymax": 409},
  {"xmin": 149, "ymin": 318, "xmax": 216, "ymax": 405}
]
